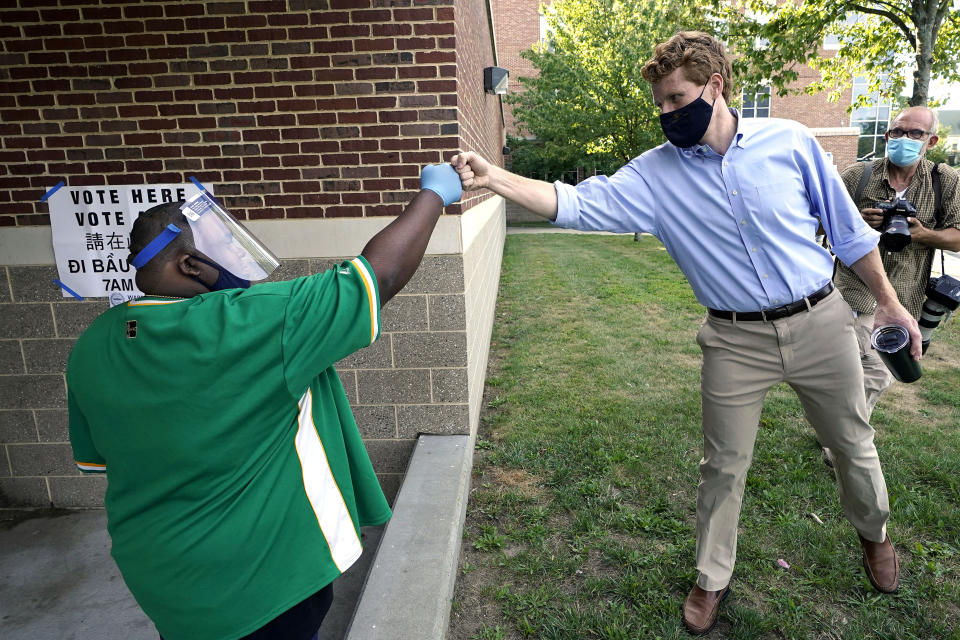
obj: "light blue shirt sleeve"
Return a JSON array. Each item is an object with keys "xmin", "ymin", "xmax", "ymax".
[
  {"xmin": 796, "ymin": 129, "xmax": 879, "ymax": 267},
  {"xmin": 554, "ymin": 160, "xmax": 657, "ymax": 234}
]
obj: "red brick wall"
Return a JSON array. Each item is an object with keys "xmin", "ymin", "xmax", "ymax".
[
  {"xmin": 771, "ymin": 53, "xmax": 853, "ymax": 129},
  {"xmin": 817, "ymin": 134, "xmax": 860, "ymax": 171},
  {"xmin": 0, "ymin": 0, "xmax": 502, "ymax": 227},
  {"xmin": 771, "ymin": 89, "xmax": 853, "ymax": 130},
  {"xmin": 491, "ymin": 0, "xmax": 544, "ymax": 137},
  {"xmin": 455, "ymin": 0, "xmax": 504, "ymax": 213},
  {"xmin": 768, "ymin": 53, "xmax": 859, "ymax": 169}
]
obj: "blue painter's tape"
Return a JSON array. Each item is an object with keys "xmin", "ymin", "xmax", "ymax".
[
  {"xmin": 188, "ymin": 176, "xmax": 220, "ymax": 206},
  {"xmin": 54, "ymin": 279, "xmax": 84, "ymax": 300},
  {"xmin": 41, "ymin": 181, "xmax": 65, "ymax": 202},
  {"xmin": 130, "ymin": 223, "xmax": 182, "ymax": 268}
]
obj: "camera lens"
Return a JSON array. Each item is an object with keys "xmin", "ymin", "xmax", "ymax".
[
  {"xmin": 917, "ymin": 275, "xmax": 960, "ymax": 354},
  {"xmin": 918, "ymin": 300, "xmax": 948, "ymax": 354},
  {"xmin": 880, "ymin": 214, "xmax": 911, "ymax": 252}
]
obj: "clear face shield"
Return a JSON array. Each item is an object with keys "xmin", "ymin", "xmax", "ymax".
[
  {"xmin": 130, "ymin": 191, "xmax": 279, "ymax": 289},
  {"xmin": 179, "ymin": 191, "xmax": 279, "ymax": 281}
]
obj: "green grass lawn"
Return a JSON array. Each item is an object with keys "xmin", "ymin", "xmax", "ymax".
[{"xmin": 448, "ymin": 234, "xmax": 960, "ymax": 640}]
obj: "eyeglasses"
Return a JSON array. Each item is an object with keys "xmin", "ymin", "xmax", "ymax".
[{"xmin": 886, "ymin": 128, "xmax": 931, "ymax": 140}]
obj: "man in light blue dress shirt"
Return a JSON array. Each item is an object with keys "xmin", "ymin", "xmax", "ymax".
[{"xmin": 453, "ymin": 31, "xmax": 921, "ymax": 635}]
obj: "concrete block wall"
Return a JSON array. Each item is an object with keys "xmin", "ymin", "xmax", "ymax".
[
  {"xmin": 324, "ymin": 252, "xmax": 472, "ymax": 502},
  {"xmin": 461, "ymin": 197, "xmax": 505, "ymax": 434},
  {"xmin": 0, "ymin": 242, "xmax": 482, "ymax": 507},
  {"xmin": 1, "ymin": 265, "xmax": 109, "ymax": 507}
]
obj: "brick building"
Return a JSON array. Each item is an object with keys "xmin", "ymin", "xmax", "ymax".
[
  {"xmin": 0, "ymin": 0, "xmax": 507, "ymax": 508},
  {"xmin": 491, "ymin": 0, "xmax": 860, "ymax": 170}
]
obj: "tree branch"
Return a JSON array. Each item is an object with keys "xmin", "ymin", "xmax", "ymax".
[
  {"xmin": 865, "ymin": 0, "xmax": 911, "ymax": 20},
  {"xmin": 934, "ymin": 0, "xmax": 951, "ymax": 24},
  {"xmin": 851, "ymin": 3, "xmax": 917, "ymax": 47}
]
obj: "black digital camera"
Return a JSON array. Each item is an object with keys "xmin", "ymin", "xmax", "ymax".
[
  {"xmin": 918, "ymin": 274, "xmax": 960, "ymax": 353},
  {"xmin": 876, "ymin": 198, "xmax": 916, "ymax": 252}
]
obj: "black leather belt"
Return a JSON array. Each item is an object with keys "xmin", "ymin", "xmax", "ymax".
[{"xmin": 708, "ymin": 282, "xmax": 834, "ymax": 322}]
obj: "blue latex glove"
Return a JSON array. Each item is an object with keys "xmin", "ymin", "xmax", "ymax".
[{"xmin": 420, "ymin": 163, "xmax": 462, "ymax": 206}]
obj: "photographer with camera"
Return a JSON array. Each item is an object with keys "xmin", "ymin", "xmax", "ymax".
[{"xmin": 832, "ymin": 107, "xmax": 960, "ymax": 444}]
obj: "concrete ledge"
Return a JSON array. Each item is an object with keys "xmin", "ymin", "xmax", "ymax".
[{"xmin": 346, "ymin": 434, "xmax": 474, "ymax": 640}]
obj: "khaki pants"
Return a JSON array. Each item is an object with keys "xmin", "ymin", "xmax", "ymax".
[
  {"xmin": 852, "ymin": 312, "xmax": 895, "ymax": 415},
  {"xmin": 694, "ymin": 290, "xmax": 890, "ymax": 591}
]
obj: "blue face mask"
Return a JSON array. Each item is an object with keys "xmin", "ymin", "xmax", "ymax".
[
  {"xmin": 886, "ymin": 137, "xmax": 924, "ymax": 167},
  {"xmin": 190, "ymin": 255, "xmax": 251, "ymax": 291},
  {"xmin": 659, "ymin": 82, "xmax": 715, "ymax": 148}
]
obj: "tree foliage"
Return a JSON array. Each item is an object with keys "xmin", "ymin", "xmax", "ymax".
[
  {"xmin": 716, "ymin": 0, "xmax": 960, "ymax": 108},
  {"xmin": 925, "ymin": 124, "xmax": 955, "ymax": 165},
  {"xmin": 505, "ymin": 0, "xmax": 713, "ymax": 179}
]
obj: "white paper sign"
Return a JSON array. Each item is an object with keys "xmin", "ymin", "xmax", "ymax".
[{"xmin": 48, "ymin": 183, "xmax": 212, "ymax": 305}]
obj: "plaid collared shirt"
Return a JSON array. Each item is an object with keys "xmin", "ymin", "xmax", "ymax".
[{"xmin": 834, "ymin": 157, "xmax": 960, "ymax": 318}]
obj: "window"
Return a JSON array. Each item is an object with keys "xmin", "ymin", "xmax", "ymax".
[
  {"xmin": 850, "ymin": 77, "xmax": 893, "ymax": 160},
  {"xmin": 824, "ymin": 12, "xmax": 863, "ymax": 50},
  {"xmin": 538, "ymin": 11, "xmax": 555, "ymax": 52},
  {"xmin": 741, "ymin": 86, "xmax": 770, "ymax": 118}
]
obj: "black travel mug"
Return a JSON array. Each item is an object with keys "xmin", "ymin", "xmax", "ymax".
[{"xmin": 870, "ymin": 324, "xmax": 922, "ymax": 383}]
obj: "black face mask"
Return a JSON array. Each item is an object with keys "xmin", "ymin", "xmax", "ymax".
[
  {"xmin": 659, "ymin": 82, "xmax": 715, "ymax": 148},
  {"xmin": 189, "ymin": 255, "xmax": 251, "ymax": 292}
]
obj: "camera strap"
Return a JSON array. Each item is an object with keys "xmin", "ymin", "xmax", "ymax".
[
  {"xmin": 931, "ymin": 163, "xmax": 947, "ymax": 277},
  {"xmin": 932, "ymin": 163, "xmax": 944, "ymax": 227},
  {"xmin": 852, "ymin": 159, "xmax": 876, "ymax": 207},
  {"xmin": 850, "ymin": 159, "xmax": 892, "ymax": 268}
]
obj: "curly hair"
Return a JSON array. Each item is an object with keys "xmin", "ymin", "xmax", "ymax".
[{"xmin": 641, "ymin": 31, "xmax": 733, "ymax": 102}]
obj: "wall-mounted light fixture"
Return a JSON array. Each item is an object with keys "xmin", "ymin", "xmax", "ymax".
[{"xmin": 483, "ymin": 66, "xmax": 509, "ymax": 95}]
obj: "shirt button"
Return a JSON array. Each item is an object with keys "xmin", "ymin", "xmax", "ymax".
[
  {"xmin": 752, "ymin": 247, "xmax": 757, "ymax": 252},
  {"xmin": 774, "ymin": 299, "xmax": 779, "ymax": 303},
  {"xmin": 732, "ymin": 190, "xmax": 739, "ymax": 195},
  {"xmin": 741, "ymin": 220, "xmax": 746, "ymax": 225},
  {"xmin": 723, "ymin": 161, "xmax": 729, "ymax": 166},
  {"xmin": 764, "ymin": 274, "xmax": 769, "ymax": 278}
]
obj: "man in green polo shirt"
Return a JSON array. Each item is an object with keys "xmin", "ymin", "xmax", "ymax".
[{"xmin": 67, "ymin": 164, "xmax": 462, "ymax": 640}]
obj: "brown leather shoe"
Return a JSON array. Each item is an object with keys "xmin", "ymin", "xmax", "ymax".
[
  {"xmin": 682, "ymin": 584, "xmax": 729, "ymax": 635},
  {"xmin": 860, "ymin": 534, "xmax": 899, "ymax": 593}
]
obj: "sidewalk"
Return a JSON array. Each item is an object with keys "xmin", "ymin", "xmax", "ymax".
[
  {"xmin": 0, "ymin": 434, "xmax": 472, "ymax": 640},
  {"xmin": 0, "ymin": 509, "xmax": 383, "ymax": 639},
  {"xmin": 932, "ymin": 249, "xmax": 960, "ymax": 277}
]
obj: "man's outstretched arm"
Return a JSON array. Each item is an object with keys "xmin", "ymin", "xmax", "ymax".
[
  {"xmin": 451, "ymin": 151, "xmax": 559, "ymax": 221},
  {"xmin": 361, "ymin": 163, "xmax": 461, "ymax": 306}
]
